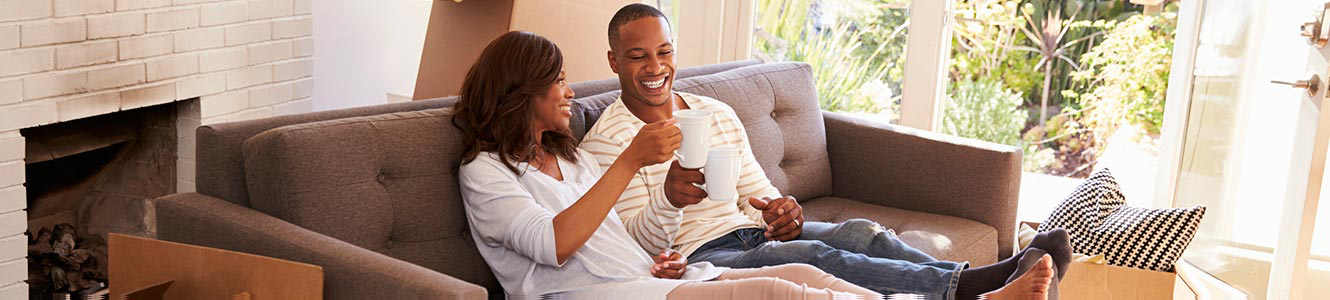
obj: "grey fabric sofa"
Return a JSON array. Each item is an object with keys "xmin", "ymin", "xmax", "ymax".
[{"xmin": 154, "ymin": 60, "xmax": 1021, "ymax": 299}]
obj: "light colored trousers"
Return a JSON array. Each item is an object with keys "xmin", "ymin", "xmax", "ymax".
[{"xmin": 667, "ymin": 263, "xmax": 882, "ymax": 299}]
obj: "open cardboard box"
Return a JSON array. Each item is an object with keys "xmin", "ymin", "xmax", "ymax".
[
  {"xmin": 1021, "ymin": 222, "xmax": 1180, "ymax": 299},
  {"xmin": 108, "ymin": 234, "xmax": 323, "ymax": 300}
]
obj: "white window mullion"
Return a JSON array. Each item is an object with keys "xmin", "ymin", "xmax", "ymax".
[{"xmin": 898, "ymin": 0, "xmax": 954, "ymax": 131}]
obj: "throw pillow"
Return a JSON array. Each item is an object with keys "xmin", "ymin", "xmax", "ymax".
[{"xmin": 1038, "ymin": 168, "xmax": 1206, "ymax": 272}]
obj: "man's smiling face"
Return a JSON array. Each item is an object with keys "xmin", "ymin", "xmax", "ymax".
[{"xmin": 608, "ymin": 16, "xmax": 676, "ymax": 108}]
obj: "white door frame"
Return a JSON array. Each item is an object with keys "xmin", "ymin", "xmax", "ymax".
[{"xmin": 897, "ymin": 0, "xmax": 955, "ymax": 131}]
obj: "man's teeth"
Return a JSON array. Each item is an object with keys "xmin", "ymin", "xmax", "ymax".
[{"xmin": 641, "ymin": 77, "xmax": 666, "ymax": 89}]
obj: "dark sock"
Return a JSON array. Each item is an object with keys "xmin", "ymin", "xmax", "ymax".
[
  {"xmin": 1029, "ymin": 228, "xmax": 1073, "ymax": 279},
  {"xmin": 1006, "ymin": 248, "xmax": 1059, "ymax": 300},
  {"xmin": 955, "ymin": 249, "xmax": 1027, "ymax": 299}
]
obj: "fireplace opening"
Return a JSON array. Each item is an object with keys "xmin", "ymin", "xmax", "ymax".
[{"xmin": 21, "ymin": 99, "xmax": 198, "ymax": 298}]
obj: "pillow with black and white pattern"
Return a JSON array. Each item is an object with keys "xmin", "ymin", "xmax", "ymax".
[
  {"xmin": 1038, "ymin": 168, "xmax": 1206, "ymax": 272},
  {"xmin": 1037, "ymin": 169, "xmax": 1126, "ymax": 253}
]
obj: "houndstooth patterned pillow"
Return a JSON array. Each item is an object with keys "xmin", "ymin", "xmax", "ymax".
[{"xmin": 1039, "ymin": 168, "xmax": 1206, "ymax": 272}]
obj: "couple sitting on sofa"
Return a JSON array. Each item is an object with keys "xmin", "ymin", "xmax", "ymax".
[{"xmin": 452, "ymin": 4, "xmax": 1071, "ymax": 299}]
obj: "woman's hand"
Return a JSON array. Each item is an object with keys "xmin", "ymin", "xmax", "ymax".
[
  {"xmin": 650, "ymin": 249, "xmax": 687, "ymax": 279},
  {"xmin": 624, "ymin": 119, "xmax": 681, "ymax": 168}
]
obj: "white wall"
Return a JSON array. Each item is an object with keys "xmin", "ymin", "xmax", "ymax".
[{"xmin": 312, "ymin": 0, "xmax": 431, "ymax": 111}]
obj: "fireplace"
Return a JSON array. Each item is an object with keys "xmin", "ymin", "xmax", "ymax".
[{"xmin": 21, "ymin": 99, "xmax": 199, "ymax": 297}]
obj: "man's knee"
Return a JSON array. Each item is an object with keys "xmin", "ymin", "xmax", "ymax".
[{"xmin": 840, "ymin": 219, "xmax": 887, "ymax": 235}]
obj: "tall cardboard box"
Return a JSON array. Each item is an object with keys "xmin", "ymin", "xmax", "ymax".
[
  {"xmin": 109, "ymin": 234, "xmax": 323, "ymax": 300},
  {"xmin": 1020, "ymin": 222, "xmax": 1183, "ymax": 299}
]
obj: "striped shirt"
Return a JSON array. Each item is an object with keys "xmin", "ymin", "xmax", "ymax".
[{"xmin": 580, "ymin": 92, "xmax": 782, "ymax": 257}]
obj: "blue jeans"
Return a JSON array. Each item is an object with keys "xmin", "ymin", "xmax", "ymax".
[{"xmin": 688, "ymin": 219, "xmax": 966, "ymax": 299}]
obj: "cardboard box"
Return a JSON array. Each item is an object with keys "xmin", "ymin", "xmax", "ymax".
[
  {"xmin": 1020, "ymin": 222, "xmax": 1180, "ymax": 299},
  {"xmin": 109, "ymin": 234, "xmax": 323, "ymax": 300}
]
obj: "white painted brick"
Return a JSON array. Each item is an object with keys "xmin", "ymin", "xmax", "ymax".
[
  {"xmin": 20, "ymin": 18, "xmax": 86, "ymax": 47},
  {"xmin": 177, "ymin": 73, "xmax": 225, "ymax": 99},
  {"xmin": 0, "ymin": 185, "xmax": 23, "ymax": 213},
  {"xmin": 0, "ymin": 161, "xmax": 19, "ymax": 188},
  {"xmin": 248, "ymin": 0, "xmax": 293, "ymax": 20},
  {"xmin": 0, "ymin": 235, "xmax": 23, "ymax": 269},
  {"xmin": 24, "ymin": 70, "xmax": 87, "ymax": 100},
  {"xmin": 291, "ymin": 36, "xmax": 311, "ymax": 57},
  {"xmin": 147, "ymin": 7, "xmax": 199, "ymax": 33},
  {"xmin": 121, "ymin": 82, "xmax": 175, "ymax": 109},
  {"xmin": 174, "ymin": 26, "xmax": 224, "ymax": 52},
  {"xmin": 200, "ymin": 90, "xmax": 247, "ymax": 117},
  {"xmin": 272, "ymin": 17, "xmax": 311, "ymax": 39},
  {"xmin": 0, "ymin": 100, "xmax": 57, "ymax": 131},
  {"xmin": 0, "ymin": 257, "xmax": 25, "ymax": 286},
  {"xmin": 0, "ymin": 281, "xmax": 28, "ymax": 300},
  {"xmin": 0, "ymin": 47, "xmax": 54, "ymax": 77},
  {"xmin": 0, "ymin": 0, "xmax": 52, "ymax": 22},
  {"xmin": 0, "ymin": 136, "xmax": 20, "ymax": 162},
  {"xmin": 226, "ymin": 105, "xmax": 271, "ymax": 122},
  {"xmin": 224, "ymin": 22, "xmax": 269, "ymax": 46},
  {"xmin": 119, "ymin": 33, "xmax": 173, "ymax": 59},
  {"xmin": 55, "ymin": 40, "xmax": 118, "ymax": 69},
  {"xmin": 293, "ymin": 0, "xmax": 310, "ymax": 15},
  {"xmin": 57, "ymin": 90, "xmax": 120, "ymax": 122},
  {"xmin": 146, "ymin": 53, "xmax": 198, "ymax": 81},
  {"xmin": 115, "ymin": 0, "xmax": 171, "ymax": 11},
  {"xmin": 201, "ymin": 115, "xmax": 225, "ymax": 124},
  {"xmin": 55, "ymin": 0, "xmax": 114, "ymax": 17},
  {"xmin": 87, "ymin": 11, "xmax": 145, "ymax": 39},
  {"xmin": 198, "ymin": 46, "xmax": 245, "ymax": 72},
  {"xmin": 0, "ymin": 25, "xmax": 17, "ymax": 50},
  {"xmin": 86, "ymin": 62, "xmax": 145, "ymax": 91},
  {"xmin": 272, "ymin": 58, "xmax": 310, "ymax": 82},
  {"xmin": 0, "ymin": 80, "xmax": 20, "ymax": 105},
  {"xmin": 225, "ymin": 64, "xmax": 270, "ymax": 89},
  {"xmin": 200, "ymin": 1, "xmax": 248, "ymax": 26},
  {"xmin": 292, "ymin": 77, "xmax": 310, "ymax": 98},
  {"xmin": 273, "ymin": 97, "xmax": 308, "ymax": 115},
  {"xmin": 248, "ymin": 82, "xmax": 290, "ymax": 106},
  {"xmin": 176, "ymin": 0, "xmax": 227, "ymax": 4},
  {"xmin": 247, "ymin": 40, "xmax": 290, "ymax": 65}
]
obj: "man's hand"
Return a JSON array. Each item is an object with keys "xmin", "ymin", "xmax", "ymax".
[
  {"xmin": 747, "ymin": 196, "xmax": 804, "ymax": 241},
  {"xmin": 650, "ymin": 249, "xmax": 687, "ymax": 279},
  {"xmin": 665, "ymin": 161, "xmax": 707, "ymax": 208}
]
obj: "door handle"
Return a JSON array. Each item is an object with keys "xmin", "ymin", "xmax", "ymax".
[{"xmin": 1273, "ymin": 74, "xmax": 1322, "ymax": 97}]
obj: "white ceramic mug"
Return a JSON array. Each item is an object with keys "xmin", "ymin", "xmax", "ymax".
[
  {"xmin": 704, "ymin": 146, "xmax": 742, "ymax": 202},
  {"xmin": 673, "ymin": 110, "xmax": 712, "ymax": 169}
]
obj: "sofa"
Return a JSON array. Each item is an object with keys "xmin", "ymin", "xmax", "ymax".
[{"xmin": 154, "ymin": 60, "xmax": 1022, "ymax": 299}]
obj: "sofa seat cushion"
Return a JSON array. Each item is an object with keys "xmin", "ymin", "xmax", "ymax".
[{"xmin": 801, "ymin": 196, "xmax": 998, "ymax": 265}]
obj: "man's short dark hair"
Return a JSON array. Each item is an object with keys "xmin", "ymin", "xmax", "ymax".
[{"xmin": 607, "ymin": 4, "xmax": 670, "ymax": 50}]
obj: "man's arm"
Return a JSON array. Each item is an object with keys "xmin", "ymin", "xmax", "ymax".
[{"xmin": 581, "ymin": 133, "xmax": 684, "ymax": 255}]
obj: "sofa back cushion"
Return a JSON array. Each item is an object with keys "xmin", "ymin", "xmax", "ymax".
[
  {"xmin": 571, "ymin": 62, "xmax": 832, "ymax": 201},
  {"xmin": 241, "ymin": 108, "xmax": 500, "ymax": 291}
]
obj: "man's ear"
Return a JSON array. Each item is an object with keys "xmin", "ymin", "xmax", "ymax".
[{"xmin": 607, "ymin": 49, "xmax": 619, "ymax": 74}]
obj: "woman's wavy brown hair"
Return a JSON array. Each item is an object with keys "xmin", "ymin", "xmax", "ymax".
[{"xmin": 452, "ymin": 31, "xmax": 579, "ymax": 175}]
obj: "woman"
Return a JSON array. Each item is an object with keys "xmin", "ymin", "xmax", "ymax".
[{"xmin": 452, "ymin": 31, "xmax": 1052, "ymax": 299}]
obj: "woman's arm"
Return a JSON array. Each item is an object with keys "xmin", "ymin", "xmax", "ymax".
[{"xmin": 551, "ymin": 119, "xmax": 679, "ymax": 264}]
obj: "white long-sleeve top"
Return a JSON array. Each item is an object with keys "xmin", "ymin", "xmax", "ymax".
[
  {"xmin": 459, "ymin": 149, "xmax": 726, "ymax": 298},
  {"xmin": 580, "ymin": 93, "xmax": 784, "ymax": 258}
]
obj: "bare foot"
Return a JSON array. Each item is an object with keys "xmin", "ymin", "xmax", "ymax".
[{"xmin": 979, "ymin": 254, "xmax": 1054, "ymax": 300}]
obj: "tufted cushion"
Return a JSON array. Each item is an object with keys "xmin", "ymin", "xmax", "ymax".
[
  {"xmin": 241, "ymin": 108, "xmax": 500, "ymax": 291},
  {"xmin": 672, "ymin": 62, "xmax": 832, "ymax": 201}
]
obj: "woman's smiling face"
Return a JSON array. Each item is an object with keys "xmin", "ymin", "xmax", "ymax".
[{"xmin": 532, "ymin": 70, "xmax": 575, "ymax": 134}]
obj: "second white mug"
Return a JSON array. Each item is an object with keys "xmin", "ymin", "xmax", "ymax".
[{"xmin": 704, "ymin": 146, "xmax": 742, "ymax": 202}]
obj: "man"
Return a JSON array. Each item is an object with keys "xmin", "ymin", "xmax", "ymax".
[{"xmin": 580, "ymin": 4, "xmax": 1072, "ymax": 299}]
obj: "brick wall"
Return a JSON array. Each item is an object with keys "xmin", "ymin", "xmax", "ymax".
[{"xmin": 0, "ymin": 0, "xmax": 315, "ymax": 297}]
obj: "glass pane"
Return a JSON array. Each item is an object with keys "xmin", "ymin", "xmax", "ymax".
[
  {"xmin": 943, "ymin": 0, "xmax": 1173, "ymax": 203},
  {"xmin": 1174, "ymin": 0, "xmax": 1316, "ymax": 298},
  {"xmin": 751, "ymin": 0, "xmax": 909, "ymax": 123}
]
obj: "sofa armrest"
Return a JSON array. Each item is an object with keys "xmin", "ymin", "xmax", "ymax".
[
  {"xmin": 823, "ymin": 112, "xmax": 1021, "ymax": 260},
  {"xmin": 154, "ymin": 193, "xmax": 488, "ymax": 299}
]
